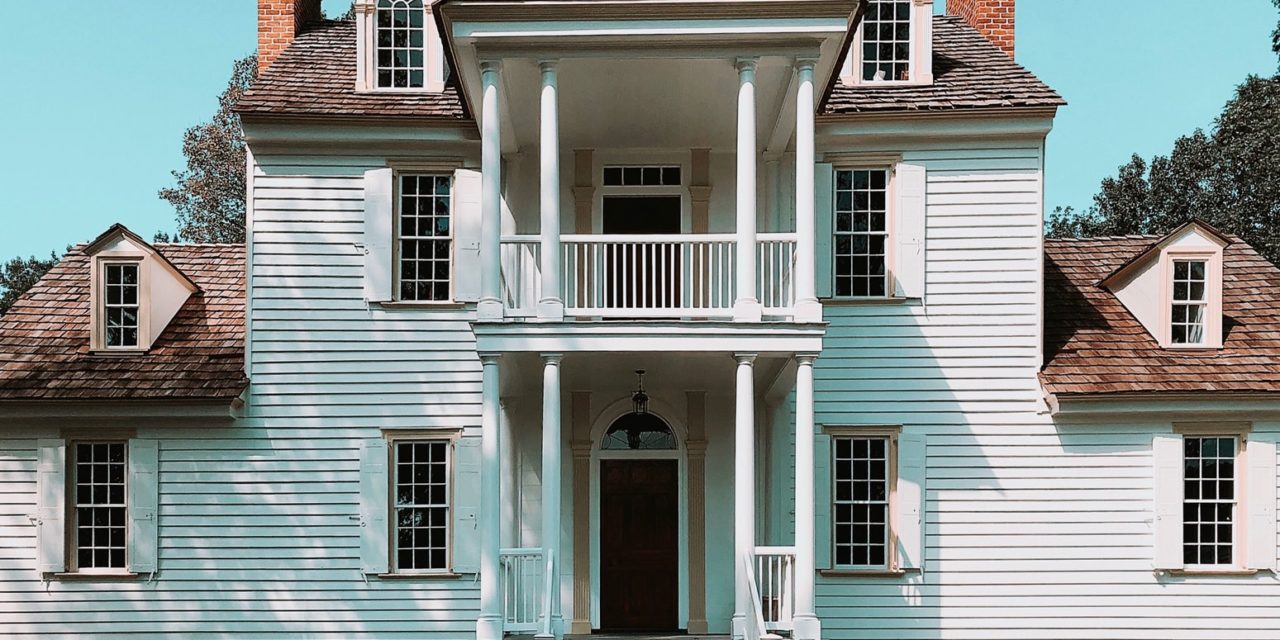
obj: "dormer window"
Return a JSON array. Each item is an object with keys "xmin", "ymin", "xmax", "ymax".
[
  {"xmin": 1171, "ymin": 259, "xmax": 1208, "ymax": 345},
  {"xmin": 356, "ymin": 0, "xmax": 447, "ymax": 92},
  {"xmin": 842, "ymin": 0, "xmax": 934, "ymax": 86},
  {"xmin": 103, "ymin": 262, "xmax": 141, "ymax": 349}
]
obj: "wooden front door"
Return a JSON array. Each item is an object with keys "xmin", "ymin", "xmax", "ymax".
[{"xmin": 600, "ymin": 459, "xmax": 680, "ymax": 632}]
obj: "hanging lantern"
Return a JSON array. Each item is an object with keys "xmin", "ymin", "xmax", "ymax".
[{"xmin": 631, "ymin": 369, "xmax": 649, "ymax": 415}]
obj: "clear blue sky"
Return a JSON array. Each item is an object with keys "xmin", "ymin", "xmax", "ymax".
[{"xmin": 0, "ymin": 1, "xmax": 1275, "ymax": 259}]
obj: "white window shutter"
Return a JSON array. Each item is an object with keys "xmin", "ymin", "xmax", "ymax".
[
  {"xmin": 1246, "ymin": 435, "xmax": 1277, "ymax": 572},
  {"xmin": 896, "ymin": 432, "xmax": 926, "ymax": 571},
  {"xmin": 453, "ymin": 168, "xmax": 483, "ymax": 303},
  {"xmin": 359, "ymin": 438, "xmax": 390, "ymax": 575},
  {"xmin": 127, "ymin": 439, "xmax": 159, "ymax": 574},
  {"xmin": 815, "ymin": 163, "xmax": 835, "ymax": 299},
  {"xmin": 452, "ymin": 436, "xmax": 482, "ymax": 573},
  {"xmin": 363, "ymin": 168, "xmax": 395, "ymax": 303},
  {"xmin": 1152, "ymin": 434, "xmax": 1185, "ymax": 571},
  {"xmin": 893, "ymin": 162, "xmax": 926, "ymax": 299},
  {"xmin": 813, "ymin": 432, "xmax": 832, "ymax": 570},
  {"xmin": 35, "ymin": 439, "xmax": 66, "ymax": 574}
]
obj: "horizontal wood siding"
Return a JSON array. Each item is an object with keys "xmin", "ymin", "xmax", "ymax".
[{"xmin": 811, "ymin": 142, "xmax": 1280, "ymax": 639}]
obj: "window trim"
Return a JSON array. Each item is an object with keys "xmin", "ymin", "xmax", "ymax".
[
  {"xmin": 830, "ymin": 165, "xmax": 897, "ymax": 301},
  {"xmin": 826, "ymin": 426, "xmax": 901, "ymax": 573},
  {"xmin": 356, "ymin": 0, "xmax": 447, "ymax": 94},
  {"xmin": 65, "ymin": 438, "xmax": 130, "ymax": 575},
  {"xmin": 1160, "ymin": 248, "xmax": 1223, "ymax": 349},
  {"xmin": 1173, "ymin": 424, "xmax": 1251, "ymax": 573},
  {"xmin": 385, "ymin": 430, "xmax": 461, "ymax": 575},
  {"xmin": 88, "ymin": 253, "xmax": 150, "ymax": 353},
  {"xmin": 393, "ymin": 170, "xmax": 457, "ymax": 304}
]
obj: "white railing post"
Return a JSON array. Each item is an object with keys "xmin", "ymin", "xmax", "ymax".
[
  {"xmin": 793, "ymin": 57, "xmax": 822, "ymax": 322},
  {"xmin": 734, "ymin": 57, "xmax": 762, "ymax": 322},
  {"xmin": 478, "ymin": 60, "xmax": 505, "ymax": 321},
  {"xmin": 538, "ymin": 60, "xmax": 564, "ymax": 320}
]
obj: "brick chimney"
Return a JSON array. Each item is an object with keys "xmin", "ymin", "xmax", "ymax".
[
  {"xmin": 946, "ymin": 0, "xmax": 1015, "ymax": 58},
  {"xmin": 258, "ymin": 0, "xmax": 322, "ymax": 74}
]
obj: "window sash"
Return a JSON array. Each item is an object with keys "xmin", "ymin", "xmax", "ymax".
[
  {"xmin": 102, "ymin": 262, "xmax": 140, "ymax": 348},
  {"xmin": 833, "ymin": 168, "xmax": 891, "ymax": 298},
  {"xmin": 1171, "ymin": 259, "xmax": 1208, "ymax": 345},
  {"xmin": 70, "ymin": 441, "xmax": 128, "ymax": 572},
  {"xmin": 375, "ymin": 0, "xmax": 427, "ymax": 89},
  {"xmin": 1182, "ymin": 435, "xmax": 1238, "ymax": 568},
  {"xmin": 832, "ymin": 435, "xmax": 892, "ymax": 569},
  {"xmin": 391, "ymin": 439, "xmax": 452, "ymax": 573},
  {"xmin": 396, "ymin": 173, "xmax": 453, "ymax": 302},
  {"xmin": 861, "ymin": 0, "xmax": 913, "ymax": 82}
]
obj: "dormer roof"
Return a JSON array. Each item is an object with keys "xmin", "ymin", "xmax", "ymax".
[
  {"xmin": 84, "ymin": 223, "xmax": 201, "ymax": 292},
  {"xmin": 1099, "ymin": 219, "xmax": 1232, "ymax": 289}
]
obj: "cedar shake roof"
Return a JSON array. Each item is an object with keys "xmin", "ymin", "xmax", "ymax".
[
  {"xmin": 823, "ymin": 16, "xmax": 1064, "ymax": 115},
  {"xmin": 237, "ymin": 20, "xmax": 469, "ymax": 120},
  {"xmin": 0, "ymin": 244, "xmax": 247, "ymax": 402},
  {"xmin": 1042, "ymin": 236, "xmax": 1280, "ymax": 398}
]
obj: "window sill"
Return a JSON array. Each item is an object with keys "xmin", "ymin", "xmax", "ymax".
[
  {"xmin": 823, "ymin": 297, "xmax": 910, "ymax": 306},
  {"xmin": 819, "ymin": 568, "xmax": 913, "ymax": 578},
  {"xmin": 375, "ymin": 301, "xmax": 468, "ymax": 310},
  {"xmin": 50, "ymin": 571, "xmax": 144, "ymax": 581},
  {"xmin": 89, "ymin": 349, "xmax": 150, "ymax": 356},
  {"xmin": 375, "ymin": 572, "xmax": 465, "ymax": 580},
  {"xmin": 1162, "ymin": 568, "xmax": 1260, "ymax": 577}
]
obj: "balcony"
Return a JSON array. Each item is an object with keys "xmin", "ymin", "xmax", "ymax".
[{"xmin": 500, "ymin": 233, "xmax": 799, "ymax": 320}]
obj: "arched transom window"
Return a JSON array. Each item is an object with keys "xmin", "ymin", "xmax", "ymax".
[
  {"xmin": 602, "ymin": 413, "xmax": 677, "ymax": 451},
  {"xmin": 376, "ymin": 0, "xmax": 426, "ymax": 89}
]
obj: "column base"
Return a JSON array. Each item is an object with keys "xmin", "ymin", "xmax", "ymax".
[
  {"xmin": 533, "ymin": 615, "xmax": 564, "ymax": 640},
  {"xmin": 793, "ymin": 299, "xmax": 824, "ymax": 323},
  {"xmin": 537, "ymin": 298, "xmax": 565, "ymax": 321},
  {"xmin": 731, "ymin": 614, "xmax": 747, "ymax": 640},
  {"xmin": 793, "ymin": 614, "xmax": 822, "ymax": 640},
  {"xmin": 733, "ymin": 299, "xmax": 763, "ymax": 322},
  {"xmin": 687, "ymin": 619, "xmax": 709, "ymax": 635},
  {"xmin": 477, "ymin": 298, "xmax": 505, "ymax": 321},
  {"xmin": 476, "ymin": 615, "xmax": 504, "ymax": 640},
  {"xmin": 569, "ymin": 620, "xmax": 592, "ymax": 635}
]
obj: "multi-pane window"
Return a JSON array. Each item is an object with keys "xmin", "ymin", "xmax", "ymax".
[
  {"xmin": 73, "ymin": 442, "xmax": 127, "ymax": 571},
  {"xmin": 103, "ymin": 263, "xmax": 140, "ymax": 348},
  {"xmin": 833, "ymin": 436, "xmax": 891, "ymax": 568},
  {"xmin": 834, "ymin": 169, "xmax": 889, "ymax": 297},
  {"xmin": 394, "ymin": 440, "xmax": 450, "ymax": 572},
  {"xmin": 1171, "ymin": 259, "xmax": 1207, "ymax": 345},
  {"xmin": 862, "ymin": 0, "xmax": 912, "ymax": 82},
  {"xmin": 602, "ymin": 166, "xmax": 682, "ymax": 187},
  {"xmin": 398, "ymin": 173, "xmax": 452, "ymax": 302},
  {"xmin": 1183, "ymin": 436, "xmax": 1237, "ymax": 567},
  {"xmin": 376, "ymin": 0, "xmax": 426, "ymax": 89}
]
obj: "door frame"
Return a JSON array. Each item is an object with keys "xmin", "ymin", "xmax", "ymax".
[
  {"xmin": 588, "ymin": 394, "xmax": 689, "ymax": 631},
  {"xmin": 592, "ymin": 152, "xmax": 691, "ymax": 234}
]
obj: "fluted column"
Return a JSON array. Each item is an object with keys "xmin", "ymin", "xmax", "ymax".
[
  {"xmin": 732, "ymin": 353, "xmax": 757, "ymax": 639},
  {"xmin": 793, "ymin": 354, "xmax": 821, "ymax": 640},
  {"xmin": 538, "ymin": 61, "xmax": 564, "ymax": 320},
  {"xmin": 476, "ymin": 353, "xmax": 503, "ymax": 640},
  {"xmin": 734, "ymin": 58, "xmax": 762, "ymax": 322},
  {"xmin": 477, "ymin": 61, "xmax": 505, "ymax": 320},
  {"xmin": 794, "ymin": 58, "xmax": 823, "ymax": 322}
]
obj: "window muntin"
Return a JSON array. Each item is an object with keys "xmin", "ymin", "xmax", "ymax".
[
  {"xmin": 376, "ymin": 0, "xmax": 426, "ymax": 89},
  {"xmin": 103, "ymin": 263, "xmax": 140, "ymax": 348},
  {"xmin": 862, "ymin": 0, "xmax": 912, "ymax": 82},
  {"xmin": 398, "ymin": 173, "xmax": 452, "ymax": 302},
  {"xmin": 1183, "ymin": 435, "xmax": 1238, "ymax": 567},
  {"xmin": 833, "ymin": 435, "xmax": 891, "ymax": 569},
  {"xmin": 393, "ymin": 440, "xmax": 450, "ymax": 572},
  {"xmin": 72, "ymin": 442, "xmax": 127, "ymax": 571},
  {"xmin": 602, "ymin": 165, "xmax": 682, "ymax": 187},
  {"xmin": 834, "ymin": 169, "xmax": 890, "ymax": 298},
  {"xmin": 1171, "ymin": 259, "xmax": 1207, "ymax": 345}
]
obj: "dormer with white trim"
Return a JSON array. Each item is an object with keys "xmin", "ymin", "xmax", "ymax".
[
  {"xmin": 354, "ymin": 0, "xmax": 449, "ymax": 93},
  {"xmin": 841, "ymin": 0, "xmax": 934, "ymax": 85},
  {"xmin": 1101, "ymin": 220, "xmax": 1231, "ymax": 350},
  {"xmin": 84, "ymin": 224, "xmax": 199, "ymax": 353}
]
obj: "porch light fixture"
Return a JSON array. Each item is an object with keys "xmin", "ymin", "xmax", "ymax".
[{"xmin": 631, "ymin": 369, "xmax": 649, "ymax": 415}]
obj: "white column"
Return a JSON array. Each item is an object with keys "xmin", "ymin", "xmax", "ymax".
[
  {"xmin": 538, "ymin": 61, "xmax": 564, "ymax": 320},
  {"xmin": 793, "ymin": 58, "xmax": 822, "ymax": 322},
  {"xmin": 477, "ymin": 353, "xmax": 504, "ymax": 640},
  {"xmin": 792, "ymin": 354, "xmax": 821, "ymax": 640},
  {"xmin": 477, "ymin": 60, "xmax": 505, "ymax": 321},
  {"xmin": 734, "ymin": 58, "xmax": 762, "ymax": 322},
  {"xmin": 536, "ymin": 353, "xmax": 564, "ymax": 638},
  {"xmin": 732, "ymin": 353, "xmax": 757, "ymax": 639}
]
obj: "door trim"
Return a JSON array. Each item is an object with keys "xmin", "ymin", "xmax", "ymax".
[{"xmin": 588, "ymin": 394, "xmax": 690, "ymax": 631}]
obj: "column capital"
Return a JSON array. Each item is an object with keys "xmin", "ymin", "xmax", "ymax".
[
  {"xmin": 541, "ymin": 353, "xmax": 564, "ymax": 364},
  {"xmin": 479, "ymin": 59, "xmax": 503, "ymax": 73},
  {"xmin": 795, "ymin": 353, "xmax": 819, "ymax": 365},
  {"xmin": 479, "ymin": 352, "xmax": 503, "ymax": 364},
  {"xmin": 734, "ymin": 56, "xmax": 760, "ymax": 73},
  {"xmin": 685, "ymin": 438, "xmax": 709, "ymax": 457},
  {"xmin": 733, "ymin": 353, "xmax": 758, "ymax": 365},
  {"xmin": 571, "ymin": 440, "xmax": 594, "ymax": 458},
  {"xmin": 539, "ymin": 59, "xmax": 560, "ymax": 72},
  {"xmin": 354, "ymin": 1, "xmax": 375, "ymax": 16},
  {"xmin": 794, "ymin": 56, "xmax": 819, "ymax": 71}
]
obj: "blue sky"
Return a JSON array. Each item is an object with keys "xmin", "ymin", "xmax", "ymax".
[{"xmin": 0, "ymin": 1, "xmax": 1275, "ymax": 258}]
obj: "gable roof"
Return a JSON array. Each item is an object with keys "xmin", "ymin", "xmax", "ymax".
[
  {"xmin": 0, "ymin": 244, "xmax": 247, "ymax": 402},
  {"xmin": 1098, "ymin": 219, "xmax": 1232, "ymax": 289},
  {"xmin": 1042, "ymin": 235, "xmax": 1280, "ymax": 398},
  {"xmin": 84, "ymin": 223, "xmax": 201, "ymax": 292},
  {"xmin": 822, "ymin": 16, "xmax": 1065, "ymax": 116}
]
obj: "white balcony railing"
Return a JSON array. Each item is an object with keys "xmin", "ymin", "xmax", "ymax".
[
  {"xmin": 754, "ymin": 546, "xmax": 796, "ymax": 632},
  {"xmin": 499, "ymin": 233, "xmax": 798, "ymax": 319},
  {"xmin": 499, "ymin": 547, "xmax": 543, "ymax": 633}
]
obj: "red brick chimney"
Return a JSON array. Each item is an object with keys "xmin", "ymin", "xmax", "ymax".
[
  {"xmin": 258, "ymin": 0, "xmax": 322, "ymax": 74},
  {"xmin": 946, "ymin": 0, "xmax": 1015, "ymax": 58}
]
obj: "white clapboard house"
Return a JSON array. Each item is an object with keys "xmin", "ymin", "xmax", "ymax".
[{"xmin": 4, "ymin": 0, "xmax": 1280, "ymax": 638}]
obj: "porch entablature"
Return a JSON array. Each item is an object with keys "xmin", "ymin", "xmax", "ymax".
[{"xmin": 472, "ymin": 320, "xmax": 825, "ymax": 355}]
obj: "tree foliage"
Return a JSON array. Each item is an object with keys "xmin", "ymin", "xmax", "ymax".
[
  {"xmin": 0, "ymin": 253, "xmax": 61, "ymax": 317},
  {"xmin": 158, "ymin": 55, "xmax": 257, "ymax": 244},
  {"xmin": 1047, "ymin": 71, "xmax": 1280, "ymax": 263}
]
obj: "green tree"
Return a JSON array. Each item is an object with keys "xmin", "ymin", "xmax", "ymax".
[
  {"xmin": 158, "ymin": 54, "xmax": 257, "ymax": 244},
  {"xmin": 0, "ymin": 252, "xmax": 61, "ymax": 316}
]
